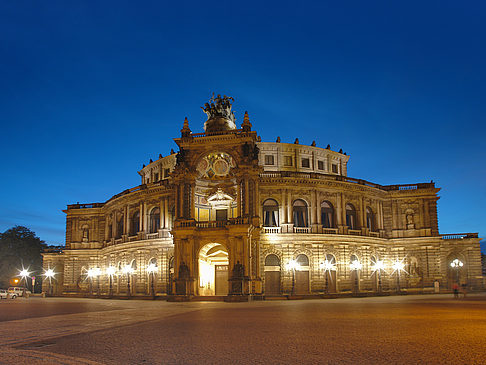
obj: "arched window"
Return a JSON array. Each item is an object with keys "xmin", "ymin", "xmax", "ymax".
[
  {"xmin": 116, "ymin": 218, "xmax": 124, "ymax": 238},
  {"xmin": 149, "ymin": 208, "xmax": 160, "ymax": 233},
  {"xmin": 345, "ymin": 203, "xmax": 357, "ymax": 230},
  {"xmin": 265, "ymin": 254, "xmax": 280, "ymax": 266},
  {"xmin": 131, "ymin": 211, "xmax": 140, "ymax": 236},
  {"xmin": 296, "ymin": 254, "xmax": 309, "ymax": 267},
  {"xmin": 366, "ymin": 207, "xmax": 375, "ymax": 231},
  {"xmin": 130, "ymin": 259, "xmax": 137, "ymax": 271},
  {"xmin": 293, "ymin": 199, "xmax": 308, "ymax": 227},
  {"xmin": 263, "ymin": 199, "xmax": 279, "ymax": 227},
  {"xmin": 325, "ymin": 254, "xmax": 336, "ymax": 265},
  {"xmin": 321, "ymin": 201, "xmax": 335, "ymax": 228}
]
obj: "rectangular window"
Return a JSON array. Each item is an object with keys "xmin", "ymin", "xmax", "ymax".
[
  {"xmin": 284, "ymin": 156, "xmax": 292, "ymax": 166},
  {"xmin": 264, "ymin": 155, "xmax": 275, "ymax": 165},
  {"xmin": 301, "ymin": 158, "xmax": 310, "ymax": 168},
  {"xmin": 154, "ymin": 173, "xmax": 159, "ymax": 182},
  {"xmin": 318, "ymin": 160, "xmax": 324, "ymax": 170},
  {"xmin": 332, "ymin": 164, "xmax": 338, "ymax": 173},
  {"xmin": 164, "ymin": 168, "xmax": 170, "ymax": 178}
]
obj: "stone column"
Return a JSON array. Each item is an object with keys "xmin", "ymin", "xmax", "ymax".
[
  {"xmin": 139, "ymin": 202, "xmax": 143, "ymax": 233},
  {"xmin": 287, "ymin": 190, "xmax": 292, "ymax": 224},
  {"xmin": 280, "ymin": 190, "xmax": 285, "ymax": 224},
  {"xmin": 125, "ymin": 205, "xmax": 130, "ymax": 235},
  {"xmin": 112, "ymin": 212, "xmax": 116, "ymax": 238},
  {"xmin": 105, "ymin": 217, "xmax": 109, "ymax": 241},
  {"xmin": 236, "ymin": 181, "xmax": 241, "ymax": 217},
  {"xmin": 160, "ymin": 199, "xmax": 165, "ymax": 229},
  {"xmin": 165, "ymin": 197, "xmax": 170, "ymax": 228},
  {"xmin": 336, "ymin": 193, "xmax": 343, "ymax": 226},
  {"xmin": 244, "ymin": 178, "xmax": 250, "ymax": 215},
  {"xmin": 191, "ymin": 183, "xmax": 196, "ymax": 219},
  {"xmin": 359, "ymin": 196, "xmax": 365, "ymax": 229},
  {"xmin": 144, "ymin": 203, "xmax": 149, "ymax": 233}
]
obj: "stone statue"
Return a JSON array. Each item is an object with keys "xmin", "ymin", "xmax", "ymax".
[
  {"xmin": 232, "ymin": 261, "xmax": 244, "ymax": 279},
  {"xmin": 178, "ymin": 261, "xmax": 190, "ymax": 279},
  {"xmin": 202, "ymin": 94, "xmax": 237, "ymax": 132},
  {"xmin": 176, "ymin": 148, "xmax": 186, "ymax": 166}
]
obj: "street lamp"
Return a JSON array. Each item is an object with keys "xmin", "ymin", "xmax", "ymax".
[
  {"xmin": 285, "ymin": 259, "xmax": 299, "ymax": 296},
  {"xmin": 147, "ymin": 262, "xmax": 157, "ymax": 299},
  {"xmin": 122, "ymin": 265, "xmax": 134, "ymax": 297},
  {"xmin": 450, "ymin": 259, "xmax": 463, "ymax": 285},
  {"xmin": 19, "ymin": 269, "xmax": 30, "ymax": 297},
  {"xmin": 319, "ymin": 259, "xmax": 336, "ymax": 294},
  {"xmin": 349, "ymin": 260, "xmax": 362, "ymax": 294},
  {"xmin": 43, "ymin": 268, "xmax": 55, "ymax": 296},
  {"xmin": 106, "ymin": 266, "xmax": 116, "ymax": 297},
  {"xmin": 392, "ymin": 260, "xmax": 405, "ymax": 293},
  {"xmin": 371, "ymin": 260, "xmax": 385, "ymax": 293}
]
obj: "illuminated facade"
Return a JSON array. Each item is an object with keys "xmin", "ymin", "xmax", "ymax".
[{"xmin": 43, "ymin": 96, "xmax": 483, "ymax": 298}]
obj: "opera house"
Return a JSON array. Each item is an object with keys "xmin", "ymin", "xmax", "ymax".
[{"xmin": 43, "ymin": 95, "xmax": 483, "ymax": 298}]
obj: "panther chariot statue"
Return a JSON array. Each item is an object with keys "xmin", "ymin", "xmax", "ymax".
[{"xmin": 201, "ymin": 93, "xmax": 237, "ymax": 133}]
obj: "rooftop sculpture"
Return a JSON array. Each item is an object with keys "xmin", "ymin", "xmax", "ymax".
[{"xmin": 201, "ymin": 93, "xmax": 237, "ymax": 132}]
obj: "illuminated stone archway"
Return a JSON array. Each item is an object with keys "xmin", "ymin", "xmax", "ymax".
[{"xmin": 198, "ymin": 243, "xmax": 229, "ymax": 296}]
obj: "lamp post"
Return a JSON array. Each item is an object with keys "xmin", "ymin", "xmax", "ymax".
[
  {"xmin": 285, "ymin": 259, "xmax": 298, "ymax": 296},
  {"xmin": 320, "ymin": 259, "xmax": 336, "ymax": 294},
  {"xmin": 43, "ymin": 268, "xmax": 55, "ymax": 296},
  {"xmin": 147, "ymin": 262, "xmax": 157, "ymax": 299},
  {"xmin": 392, "ymin": 260, "xmax": 405, "ymax": 293},
  {"xmin": 106, "ymin": 266, "xmax": 116, "ymax": 297},
  {"xmin": 371, "ymin": 260, "xmax": 385, "ymax": 294},
  {"xmin": 122, "ymin": 265, "xmax": 134, "ymax": 297},
  {"xmin": 450, "ymin": 259, "xmax": 463, "ymax": 285},
  {"xmin": 19, "ymin": 269, "xmax": 30, "ymax": 297},
  {"xmin": 349, "ymin": 260, "xmax": 362, "ymax": 294}
]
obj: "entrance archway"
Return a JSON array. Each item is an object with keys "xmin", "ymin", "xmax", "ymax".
[
  {"xmin": 198, "ymin": 243, "xmax": 229, "ymax": 296},
  {"xmin": 264, "ymin": 254, "xmax": 281, "ymax": 295},
  {"xmin": 295, "ymin": 254, "xmax": 310, "ymax": 294}
]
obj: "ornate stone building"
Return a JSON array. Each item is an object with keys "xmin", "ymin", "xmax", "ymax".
[{"xmin": 43, "ymin": 95, "xmax": 483, "ymax": 298}]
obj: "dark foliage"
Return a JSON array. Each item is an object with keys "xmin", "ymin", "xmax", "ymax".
[{"xmin": 0, "ymin": 226, "xmax": 46, "ymax": 291}]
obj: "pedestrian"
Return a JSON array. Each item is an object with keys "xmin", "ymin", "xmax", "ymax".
[
  {"xmin": 453, "ymin": 283, "xmax": 459, "ymax": 299},
  {"xmin": 461, "ymin": 283, "xmax": 467, "ymax": 299}
]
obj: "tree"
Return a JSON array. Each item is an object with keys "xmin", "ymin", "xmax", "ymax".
[{"xmin": 0, "ymin": 226, "xmax": 46, "ymax": 291}]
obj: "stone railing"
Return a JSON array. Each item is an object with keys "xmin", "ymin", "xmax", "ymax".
[
  {"xmin": 348, "ymin": 229, "xmax": 362, "ymax": 236},
  {"xmin": 321, "ymin": 228, "xmax": 338, "ymax": 234},
  {"xmin": 259, "ymin": 171, "xmax": 435, "ymax": 192},
  {"xmin": 369, "ymin": 231, "xmax": 380, "ymax": 237},
  {"xmin": 440, "ymin": 233, "xmax": 479, "ymax": 240},
  {"xmin": 263, "ymin": 227, "xmax": 281, "ymax": 234},
  {"xmin": 174, "ymin": 216, "xmax": 251, "ymax": 229},
  {"xmin": 293, "ymin": 227, "xmax": 311, "ymax": 234},
  {"xmin": 67, "ymin": 202, "xmax": 104, "ymax": 209},
  {"xmin": 191, "ymin": 129, "xmax": 244, "ymax": 139}
]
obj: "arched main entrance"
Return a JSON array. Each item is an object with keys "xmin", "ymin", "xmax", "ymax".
[{"xmin": 198, "ymin": 243, "xmax": 229, "ymax": 296}]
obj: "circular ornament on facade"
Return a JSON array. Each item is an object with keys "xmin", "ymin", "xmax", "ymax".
[
  {"xmin": 197, "ymin": 152, "xmax": 235, "ymax": 179},
  {"xmin": 213, "ymin": 159, "xmax": 229, "ymax": 175}
]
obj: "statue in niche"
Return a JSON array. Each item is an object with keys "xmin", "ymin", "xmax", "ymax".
[
  {"xmin": 252, "ymin": 144, "xmax": 260, "ymax": 160},
  {"xmin": 82, "ymin": 225, "xmax": 89, "ymax": 242},
  {"xmin": 405, "ymin": 209, "xmax": 415, "ymax": 229},
  {"xmin": 232, "ymin": 261, "xmax": 244, "ymax": 279},
  {"xmin": 175, "ymin": 148, "xmax": 186, "ymax": 166},
  {"xmin": 178, "ymin": 261, "xmax": 190, "ymax": 279}
]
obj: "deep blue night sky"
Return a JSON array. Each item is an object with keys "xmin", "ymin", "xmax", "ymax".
[{"xmin": 0, "ymin": 1, "xmax": 485, "ymax": 251}]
